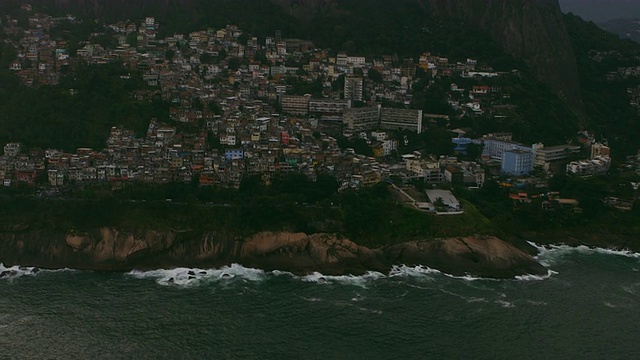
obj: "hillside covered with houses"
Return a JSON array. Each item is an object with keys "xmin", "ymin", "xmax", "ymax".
[{"xmin": 0, "ymin": 6, "xmax": 639, "ymax": 243}]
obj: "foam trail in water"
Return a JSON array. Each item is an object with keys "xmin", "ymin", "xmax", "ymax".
[
  {"xmin": 525, "ymin": 300, "xmax": 548, "ymax": 306},
  {"xmin": 514, "ymin": 270, "xmax": 558, "ymax": 281},
  {"xmin": 127, "ymin": 264, "xmax": 267, "ymax": 287},
  {"xmin": 390, "ymin": 265, "xmax": 501, "ymax": 281},
  {"xmin": 495, "ymin": 300, "xmax": 515, "ymax": 308},
  {"xmin": 467, "ymin": 297, "xmax": 487, "ymax": 303},
  {"xmin": 442, "ymin": 273, "xmax": 492, "ymax": 281}
]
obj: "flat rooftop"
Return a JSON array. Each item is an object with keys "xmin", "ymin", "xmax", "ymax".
[{"xmin": 425, "ymin": 189, "xmax": 460, "ymax": 207}]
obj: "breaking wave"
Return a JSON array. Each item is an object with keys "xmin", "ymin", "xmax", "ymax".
[
  {"xmin": 0, "ymin": 264, "xmax": 39, "ymax": 280},
  {"xmin": 3, "ymin": 261, "xmax": 563, "ymax": 287},
  {"xmin": 0, "ymin": 264, "xmax": 74, "ymax": 280},
  {"xmin": 389, "ymin": 264, "xmax": 490, "ymax": 281},
  {"xmin": 127, "ymin": 264, "xmax": 267, "ymax": 287},
  {"xmin": 125, "ymin": 262, "xmax": 560, "ymax": 287},
  {"xmin": 388, "ymin": 264, "xmax": 441, "ymax": 278},
  {"xmin": 300, "ymin": 271, "xmax": 385, "ymax": 288},
  {"xmin": 514, "ymin": 270, "xmax": 558, "ymax": 281},
  {"xmin": 529, "ymin": 242, "xmax": 640, "ymax": 258},
  {"xmin": 528, "ymin": 242, "xmax": 640, "ymax": 267}
]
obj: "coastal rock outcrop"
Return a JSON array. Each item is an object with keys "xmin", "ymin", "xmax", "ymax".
[
  {"xmin": 385, "ymin": 236, "xmax": 547, "ymax": 278},
  {"xmin": 239, "ymin": 232, "xmax": 388, "ymax": 275},
  {"xmin": 0, "ymin": 229, "xmax": 546, "ymax": 278}
]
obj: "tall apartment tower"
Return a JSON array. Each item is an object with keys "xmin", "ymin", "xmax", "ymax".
[{"xmin": 344, "ymin": 75, "xmax": 364, "ymax": 102}]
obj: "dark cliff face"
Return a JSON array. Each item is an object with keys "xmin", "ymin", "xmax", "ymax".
[
  {"xmin": 426, "ymin": 0, "xmax": 583, "ymax": 114},
  {"xmin": 270, "ymin": 0, "xmax": 583, "ymax": 115}
]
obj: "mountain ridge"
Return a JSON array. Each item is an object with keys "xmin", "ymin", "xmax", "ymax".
[{"xmin": 269, "ymin": 0, "xmax": 582, "ymax": 113}]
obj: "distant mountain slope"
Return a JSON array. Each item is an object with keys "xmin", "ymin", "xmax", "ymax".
[
  {"xmin": 426, "ymin": 0, "xmax": 582, "ymax": 115},
  {"xmin": 271, "ymin": 0, "xmax": 583, "ymax": 116},
  {"xmin": 563, "ymin": 13, "xmax": 640, "ymax": 153},
  {"xmin": 559, "ymin": 0, "xmax": 640, "ymax": 23},
  {"xmin": 599, "ymin": 18, "xmax": 640, "ymax": 44}
]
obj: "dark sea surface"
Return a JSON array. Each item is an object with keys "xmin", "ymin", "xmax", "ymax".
[{"xmin": 1, "ymin": 243, "xmax": 639, "ymax": 359}]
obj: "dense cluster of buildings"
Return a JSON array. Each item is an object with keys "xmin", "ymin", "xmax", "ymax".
[
  {"xmin": 0, "ymin": 8, "xmax": 627, "ymax": 206},
  {"xmin": 451, "ymin": 132, "xmax": 608, "ymax": 177},
  {"xmin": 0, "ymin": 9, "xmax": 489, "ymax": 190}
]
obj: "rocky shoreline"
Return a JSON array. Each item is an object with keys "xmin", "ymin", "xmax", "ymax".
[{"xmin": 0, "ymin": 228, "xmax": 548, "ymax": 279}]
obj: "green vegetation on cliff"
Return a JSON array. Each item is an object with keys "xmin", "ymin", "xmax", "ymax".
[
  {"xmin": 0, "ymin": 61, "xmax": 172, "ymax": 151},
  {"xmin": 3, "ymin": 170, "xmax": 638, "ymax": 250},
  {"xmin": 564, "ymin": 13, "xmax": 640, "ymax": 155},
  {"xmin": 0, "ymin": 173, "xmax": 496, "ymax": 248}
]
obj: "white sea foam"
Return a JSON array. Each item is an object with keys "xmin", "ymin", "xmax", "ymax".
[
  {"xmin": 528, "ymin": 242, "xmax": 640, "ymax": 260},
  {"xmin": 0, "ymin": 264, "xmax": 76, "ymax": 281},
  {"xmin": 387, "ymin": 265, "xmax": 550, "ymax": 282},
  {"xmin": 622, "ymin": 284, "xmax": 640, "ymax": 296},
  {"xmin": 440, "ymin": 289, "xmax": 471, "ymax": 300},
  {"xmin": 271, "ymin": 270, "xmax": 296, "ymax": 277},
  {"xmin": 525, "ymin": 300, "xmax": 548, "ymax": 306},
  {"xmin": 301, "ymin": 271, "xmax": 385, "ymax": 288},
  {"xmin": 127, "ymin": 264, "xmax": 267, "ymax": 287},
  {"xmin": 388, "ymin": 264, "xmax": 441, "ymax": 278},
  {"xmin": 128, "ymin": 260, "xmax": 558, "ymax": 287},
  {"xmin": 514, "ymin": 270, "xmax": 558, "ymax": 281},
  {"xmin": 467, "ymin": 297, "xmax": 487, "ymax": 303},
  {"xmin": 0, "ymin": 264, "xmax": 50, "ymax": 280},
  {"xmin": 300, "ymin": 297, "xmax": 322, "ymax": 302},
  {"xmin": 495, "ymin": 300, "xmax": 515, "ymax": 308},
  {"xmin": 442, "ymin": 273, "xmax": 489, "ymax": 281},
  {"xmin": 390, "ymin": 265, "xmax": 508, "ymax": 282},
  {"xmin": 353, "ymin": 306, "xmax": 382, "ymax": 315}
]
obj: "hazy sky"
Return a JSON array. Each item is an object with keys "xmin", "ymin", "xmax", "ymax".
[{"xmin": 560, "ymin": 0, "xmax": 640, "ymax": 23}]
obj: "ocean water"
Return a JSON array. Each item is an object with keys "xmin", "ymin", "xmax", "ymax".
[{"xmin": 1, "ymin": 244, "xmax": 639, "ymax": 359}]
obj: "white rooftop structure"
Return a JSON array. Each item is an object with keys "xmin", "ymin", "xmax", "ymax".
[{"xmin": 426, "ymin": 189, "xmax": 461, "ymax": 211}]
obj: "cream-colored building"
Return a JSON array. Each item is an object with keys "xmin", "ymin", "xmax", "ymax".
[
  {"xmin": 380, "ymin": 108, "xmax": 423, "ymax": 133},
  {"xmin": 344, "ymin": 106, "xmax": 380, "ymax": 131}
]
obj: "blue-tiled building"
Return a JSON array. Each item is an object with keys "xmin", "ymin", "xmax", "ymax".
[{"xmin": 501, "ymin": 149, "xmax": 533, "ymax": 176}]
